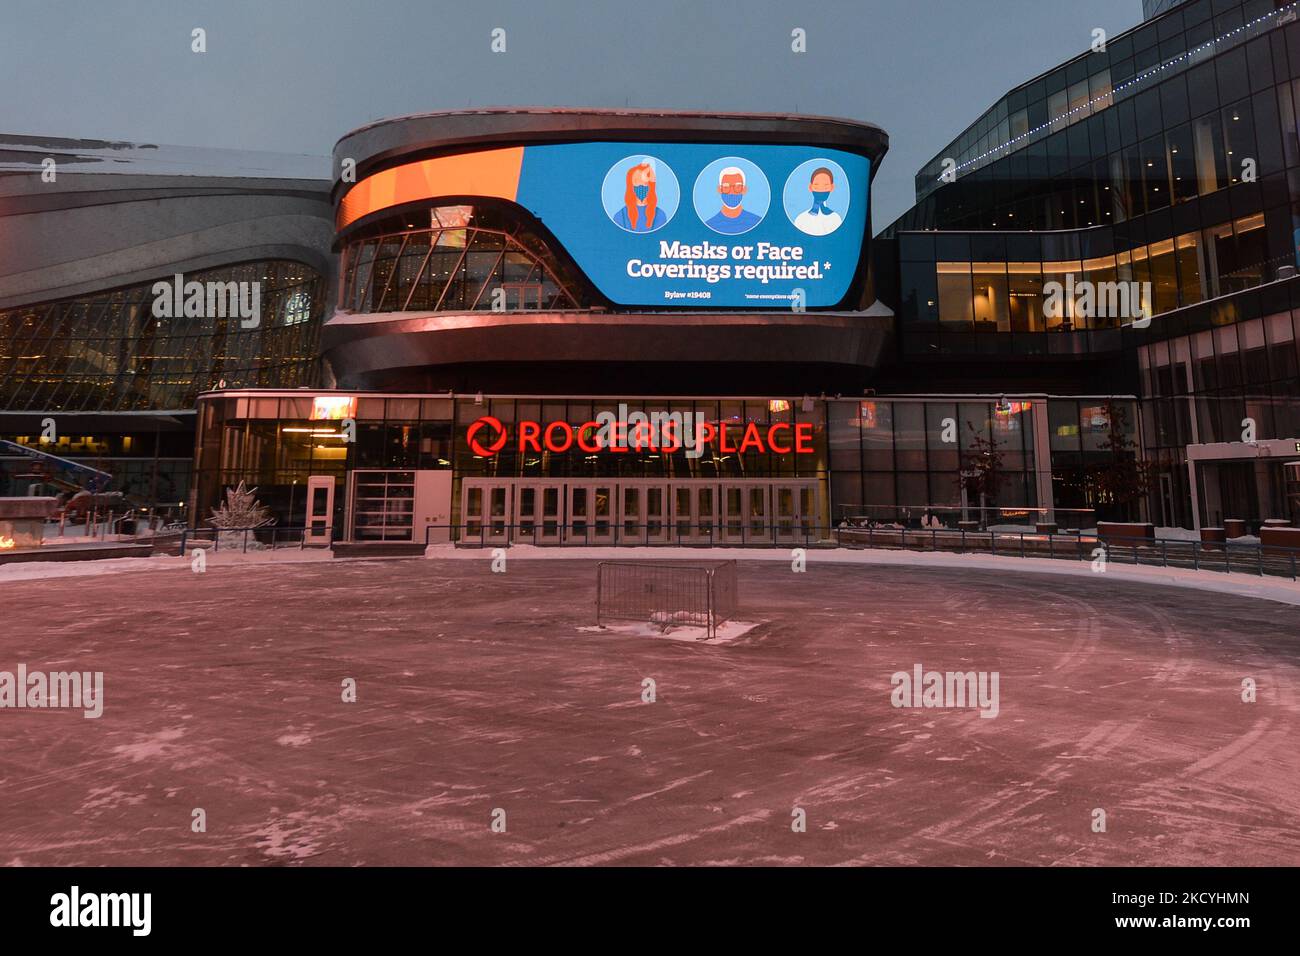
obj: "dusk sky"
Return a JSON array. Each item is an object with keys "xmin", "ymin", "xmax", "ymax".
[{"xmin": 0, "ymin": 0, "xmax": 1141, "ymax": 227}]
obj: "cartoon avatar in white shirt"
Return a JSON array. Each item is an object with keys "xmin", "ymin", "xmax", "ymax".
[{"xmin": 793, "ymin": 166, "xmax": 843, "ymax": 236}]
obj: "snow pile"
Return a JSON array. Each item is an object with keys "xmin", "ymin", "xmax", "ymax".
[{"xmin": 578, "ymin": 619, "xmax": 759, "ymax": 645}]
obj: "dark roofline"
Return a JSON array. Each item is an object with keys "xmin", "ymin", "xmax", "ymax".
[{"xmin": 331, "ymin": 107, "xmax": 888, "ymax": 202}]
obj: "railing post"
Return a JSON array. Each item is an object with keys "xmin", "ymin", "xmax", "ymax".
[
  {"xmin": 1292, "ymin": 550, "xmax": 1297, "ymax": 582},
  {"xmin": 1258, "ymin": 545, "xmax": 1264, "ymax": 577},
  {"xmin": 1225, "ymin": 546, "xmax": 1231, "ymax": 574},
  {"xmin": 1161, "ymin": 539, "xmax": 1167, "ymax": 568},
  {"xmin": 1048, "ymin": 533, "xmax": 1054, "ymax": 561},
  {"xmin": 707, "ymin": 569, "xmax": 715, "ymax": 640}
]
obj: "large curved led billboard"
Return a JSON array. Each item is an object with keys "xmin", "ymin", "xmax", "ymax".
[{"xmin": 338, "ymin": 141, "xmax": 870, "ymax": 309}]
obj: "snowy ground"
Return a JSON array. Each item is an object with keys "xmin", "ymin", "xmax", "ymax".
[
  {"xmin": 426, "ymin": 542, "xmax": 1300, "ymax": 608},
  {"xmin": 0, "ymin": 555, "xmax": 1298, "ymax": 866},
  {"xmin": 4, "ymin": 539, "xmax": 1300, "ymax": 607}
]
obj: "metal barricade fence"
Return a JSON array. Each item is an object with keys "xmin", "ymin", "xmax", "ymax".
[{"xmin": 596, "ymin": 560, "xmax": 738, "ymax": 639}]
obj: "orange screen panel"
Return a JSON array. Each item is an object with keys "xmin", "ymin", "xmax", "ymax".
[{"xmin": 337, "ymin": 146, "xmax": 525, "ymax": 229}]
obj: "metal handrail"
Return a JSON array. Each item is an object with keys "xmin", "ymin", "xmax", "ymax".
[
  {"xmin": 411, "ymin": 520, "xmax": 1300, "ymax": 582},
  {"xmin": 830, "ymin": 525, "xmax": 1300, "ymax": 582}
]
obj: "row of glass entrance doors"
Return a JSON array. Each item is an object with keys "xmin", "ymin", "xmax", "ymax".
[{"xmin": 460, "ymin": 478, "xmax": 823, "ymax": 546}]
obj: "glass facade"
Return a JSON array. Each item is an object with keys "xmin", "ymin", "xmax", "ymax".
[
  {"xmin": 913, "ymin": 0, "xmax": 1289, "ymax": 202},
  {"xmin": 895, "ymin": 212, "xmax": 1280, "ymax": 353},
  {"xmin": 828, "ymin": 398, "xmax": 1040, "ymax": 522},
  {"xmin": 192, "ymin": 393, "xmax": 449, "ymax": 532},
  {"xmin": 877, "ymin": 0, "xmax": 1300, "ymax": 532},
  {"xmin": 0, "ymin": 260, "xmax": 325, "ymax": 412},
  {"xmin": 338, "ymin": 204, "xmax": 586, "ymax": 313},
  {"xmin": 192, "ymin": 392, "xmax": 1160, "ymax": 539},
  {"xmin": 192, "ymin": 393, "xmax": 830, "ymax": 532}
]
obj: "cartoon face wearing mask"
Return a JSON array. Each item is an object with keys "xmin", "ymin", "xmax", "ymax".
[
  {"xmin": 618, "ymin": 160, "xmax": 662, "ymax": 232},
  {"xmin": 792, "ymin": 164, "xmax": 844, "ymax": 236},
  {"xmin": 808, "ymin": 169, "xmax": 835, "ymax": 214},
  {"xmin": 718, "ymin": 169, "xmax": 747, "ymax": 209},
  {"xmin": 703, "ymin": 163, "xmax": 765, "ymax": 235}
]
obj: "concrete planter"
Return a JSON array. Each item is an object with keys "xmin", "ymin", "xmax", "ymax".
[
  {"xmin": 1260, "ymin": 526, "xmax": 1300, "ymax": 555},
  {"xmin": 1097, "ymin": 521, "xmax": 1154, "ymax": 542},
  {"xmin": 0, "ymin": 497, "xmax": 58, "ymax": 551}
]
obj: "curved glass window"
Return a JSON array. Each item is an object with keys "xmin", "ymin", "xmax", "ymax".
[
  {"xmin": 339, "ymin": 204, "xmax": 584, "ymax": 314},
  {"xmin": 0, "ymin": 260, "xmax": 324, "ymax": 412}
]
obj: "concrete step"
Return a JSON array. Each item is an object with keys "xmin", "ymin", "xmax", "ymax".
[
  {"xmin": 331, "ymin": 542, "xmax": 426, "ymax": 559},
  {"xmin": 0, "ymin": 542, "xmax": 154, "ymax": 564}
]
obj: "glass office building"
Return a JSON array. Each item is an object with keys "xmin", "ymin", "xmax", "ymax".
[{"xmin": 877, "ymin": 0, "xmax": 1300, "ymax": 529}]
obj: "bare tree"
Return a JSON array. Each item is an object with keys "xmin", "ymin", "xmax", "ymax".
[
  {"xmin": 959, "ymin": 422, "xmax": 1003, "ymax": 529},
  {"xmin": 1086, "ymin": 402, "xmax": 1156, "ymax": 521}
]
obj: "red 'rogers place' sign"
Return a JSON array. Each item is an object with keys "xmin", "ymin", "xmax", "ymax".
[{"xmin": 466, "ymin": 416, "xmax": 816, "ymax": 458}]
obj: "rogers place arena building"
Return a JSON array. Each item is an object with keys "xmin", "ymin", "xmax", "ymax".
[
  {"xmin": 193, "ymin": 108, "xmax": 910, "ymax": 547},
  {"xmin": 14, "ymin": 20, "xmax": 1300, "ymax": 549}
]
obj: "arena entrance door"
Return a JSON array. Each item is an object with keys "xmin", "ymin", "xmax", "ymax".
[{"xmin": 458, "ymin": 478, "xmax": 821, "ymax": 546}]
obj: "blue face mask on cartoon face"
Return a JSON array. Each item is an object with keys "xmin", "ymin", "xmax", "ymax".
[
  {"xmin": 720, "ymin": 191, "xmax": 744, "ymax": 208},
  {"xmin": 633, "ymin": 184, "xmax": 649, "ymax": 201},
  {"xmin": 810, "ymin": 190, "xmax": 832, "ymax": 214}
]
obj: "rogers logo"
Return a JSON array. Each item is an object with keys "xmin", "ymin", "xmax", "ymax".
[{"xmin": 466, "ymin": 416, "xmax": 509, "ymax": 456}]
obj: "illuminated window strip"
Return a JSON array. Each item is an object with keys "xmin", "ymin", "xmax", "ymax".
[{"xmin": 932, "ymin": 2, "xmax": 1300, "ymax": 186}]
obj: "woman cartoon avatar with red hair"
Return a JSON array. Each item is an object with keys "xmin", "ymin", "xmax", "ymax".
[{"xmin": 613, "ymin": 160, "xmax": 664, "ymax": 232}]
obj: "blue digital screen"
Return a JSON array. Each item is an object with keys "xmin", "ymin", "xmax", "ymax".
[{"xmin": 515, "ymin": 142, "xmax": 870, "ymax": 309}]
